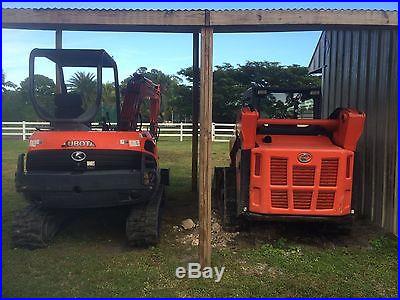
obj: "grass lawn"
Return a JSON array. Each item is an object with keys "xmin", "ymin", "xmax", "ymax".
[{"xmin": 2, "ymin": 138, "xmax": 398, "ymax": 297}]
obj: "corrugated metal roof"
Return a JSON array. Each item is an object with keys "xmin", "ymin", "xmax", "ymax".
[
  {"xmin": 3, "ymin": 8, "xmax": 202, "ymax": 12},
  {"xmin": 2, "ymin": 8, "xmax": 397, "ymax": 12},
  {"xmin": 3, "ymin": 8, "xmax": 397, "ymax": 33}
]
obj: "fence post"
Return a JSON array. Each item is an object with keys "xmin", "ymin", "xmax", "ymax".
[
  {"xmin": 211, "ymin": 123, "xmax": 215, "ymax": 141},
  {"xmin": 22, "ymin": 121, "xmax": 26, "ymax": 141},
  {"xmin": 180, "ymin": 122, "xmax": 183, "ymax": 142}
]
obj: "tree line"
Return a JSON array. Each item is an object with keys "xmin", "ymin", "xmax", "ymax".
[{"xmin": 2, "ymin": 61, "xmax": 320, "ymax": 123}]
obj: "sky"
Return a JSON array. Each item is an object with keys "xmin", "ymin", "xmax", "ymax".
[{"xmin": 2, "ymin": 2, "xmax": 398, "ymax": 84}]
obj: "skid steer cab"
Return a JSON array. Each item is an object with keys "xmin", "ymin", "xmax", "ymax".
[
  {"xmin": 213, "ymin": 83, "xmax": 365, "ymax": 230},
  {"xmin": 13, "ymin": 49, "xmax": 169, "ymax": 249}
]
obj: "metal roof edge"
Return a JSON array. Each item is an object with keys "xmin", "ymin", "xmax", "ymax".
[{"xmin": 2, "ymin": 8, "xmax": 398, "ymax": 13}]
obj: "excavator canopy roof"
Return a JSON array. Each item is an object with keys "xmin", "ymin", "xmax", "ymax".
[{"xmin": 30, "ymin": 48, "xmax": 117, "ymax": 68}]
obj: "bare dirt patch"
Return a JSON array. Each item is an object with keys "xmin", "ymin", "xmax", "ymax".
[{"xmin": 174, "ymin": 211, "xmax": 239, "ymax": 249}]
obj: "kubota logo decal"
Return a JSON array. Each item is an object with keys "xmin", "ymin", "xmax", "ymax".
[
  {"xmin": 71, "ymin": 151, "xmax": 86, "ymax": 162},
  {"xmin": 297, "ymin": 152, "xmax": 312, "ymax": 163},
  {"xmin": 63, "ymin": 140, "xmax": 96, "ymax": 147}
]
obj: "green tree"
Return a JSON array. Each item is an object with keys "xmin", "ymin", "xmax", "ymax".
[
  {"xmin": 176, "ymin": 61, "xmax": 320, "ymax": 122},
  {"xmin": 102, "ymin": 82, "xmax": 115, "ymax": 105},
  {"xmin": 2, "ymin": 61, "xmax": 320, "ymax": 123},
  {"xmin": 2, "ymin": 74, "xmax": 55, "ymax": 121},
  {"xmin": 2, "ymin": 70, "xmax": 17, "ymax": 93},
  {"xmin": 121, "ymin": 67, "xmax": 182, "ymax": 122},
  {"xmin": 100, "ymin": 82, "xmax": 117, "ymax": 121},
  {"xmin": 67, "ymin": 71, "xmax": 97, "ymax": 108},
  {"xmin": 19, "ymin": 74, "xmax": 56, "ymax": 101},
  {"xmin": 169, "ymin": 83, "xmax": 192, "ymax": 122},
  {"xmin": 18, "ymin": 74, "xmax": 56, "ymax": 120}
]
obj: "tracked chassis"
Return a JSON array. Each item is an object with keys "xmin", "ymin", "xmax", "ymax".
[
  {"xmin": 11, "ymin": 185, "xmax": 166, "ymax": 249},
  {"xmin": 12, "ymin": 151, "xmax": 169, "ymax": 250}
]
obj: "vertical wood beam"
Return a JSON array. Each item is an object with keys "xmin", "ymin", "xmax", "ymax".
[
  {"xmin": 191, "ymin": 32, "xmax": 200, "ymax": 192},
  {"xmin": 199, "ymin": 26, "xmax": 213, "ymax": 267},
  {"xmin": 55, "ymin": 29, "xmax": 62, "ymax": 93}
]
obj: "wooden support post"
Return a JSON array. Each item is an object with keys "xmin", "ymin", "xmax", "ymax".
[
  {"xmin": 199, "ymin": 26, "xmax": 213, "ymax": 268},
  {"xmin": 55, "ymin": 29, "xmax": 62, "ymax": 93},
  {"xmin": 191, "ymin": 32, "xmax": 200, "ymax": 192}
]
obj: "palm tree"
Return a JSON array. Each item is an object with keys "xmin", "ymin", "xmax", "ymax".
[
  {"xmin": 67, "ymin": 71, "xmax": 96, "ymax": 108},
  {"xmin": 2, "ymin": 70, "xmax": 17, "ymax": 93},
  {"xmin": 102, "ymin": 82, "xmax": 115, "ymax": 105}
]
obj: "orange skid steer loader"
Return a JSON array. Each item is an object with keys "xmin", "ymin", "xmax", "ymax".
[{"xmin": 214, "ymin": 83, "xmax": 365, "ymax": 230}]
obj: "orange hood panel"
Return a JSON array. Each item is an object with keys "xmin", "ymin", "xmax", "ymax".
[{"xmin": 28, "ymin": 130, "xmax": 157, "ymax": 157}]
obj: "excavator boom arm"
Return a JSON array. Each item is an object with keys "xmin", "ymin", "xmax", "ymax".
[{"xmin": 119, "ymin": 73, "xmax": 161, "ymax": 137}]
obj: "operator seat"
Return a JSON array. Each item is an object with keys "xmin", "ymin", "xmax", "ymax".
[{"xmin": 54, "ymin": 92, "xmax": 84, "ymax": 119}]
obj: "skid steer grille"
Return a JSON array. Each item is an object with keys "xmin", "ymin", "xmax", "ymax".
[
  {"xmin": 271, "ymin": 190, "xmax": 288, "ymax": 208},
  {"xmin": 293, "ymin": 191, "xmax": 313, "ymax": 209},
  {"xmin": 320, "ymin": 158, "xmax": 339, "ymax": 186},
  {"xmin": 270, "ymin": 157, "xmax": 287, "ymax": 185},
  {"xmin": 293, "ymin": 166, "xmax": 315, "ymax": 186},
  {"xmin": 264, "ymin": 155, "xmax": 341, "ymax": 211},
  {"xmin": 316, "ymin": 191, "xmax": 335, "ymax": 209}
]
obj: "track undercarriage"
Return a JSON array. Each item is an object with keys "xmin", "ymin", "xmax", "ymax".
[{"xmin": 12, "ymin": 185, "xmax": 165, "ymax": 249}]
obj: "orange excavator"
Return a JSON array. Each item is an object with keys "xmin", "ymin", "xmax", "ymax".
[
  {"xmin": 13, "ymin": 49, "xmax": 169, "ymax": 249},
  {"xmin": 214, "ymin": 83, "xmax": 365, "ymax": 230}
]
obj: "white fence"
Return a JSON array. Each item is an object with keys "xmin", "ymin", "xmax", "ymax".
[{"xmin": 2, "ymin": 121, "xmax": 236, "ymax": 142}]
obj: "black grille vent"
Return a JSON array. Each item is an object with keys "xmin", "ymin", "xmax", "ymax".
[{"xmin": 26, "ymin": 150, "xmax": 154, "ymax": 171}]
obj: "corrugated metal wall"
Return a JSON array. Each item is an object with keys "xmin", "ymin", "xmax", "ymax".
[{"xmin": 309, "ymin": 29, "xmax": 398, "ymax": 235}]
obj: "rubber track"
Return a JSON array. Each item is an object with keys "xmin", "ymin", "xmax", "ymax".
[
  {"xmin": 11, "ymin": 205, "xmax": 67, "ymax": 249},
  {"xmin": 126, "ymin": 185, "xmax": 164, "ymax": 247},
  {"xmin": 222, "ymin": 167, "xmax": 240, "ymax": 231},
  {"xmin": 213, "ymin": 167, "xmax": 239, "ymax": 231}
]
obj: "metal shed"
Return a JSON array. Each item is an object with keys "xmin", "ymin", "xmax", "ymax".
[{"xmin": 309, "ymin": 28, "xmax": 398, "ymax": 235}]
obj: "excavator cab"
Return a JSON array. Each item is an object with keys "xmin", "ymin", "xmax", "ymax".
[
  {"xmin": 29, "ymin": 48, "xmax": 121, "ymax": 129},
  {"xmin": 13, "ymin": 49, "xmax": 168, "ymax": 250}
]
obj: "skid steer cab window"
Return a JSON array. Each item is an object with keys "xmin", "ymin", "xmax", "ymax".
[{"xmin": 245, "ymin": 87, "xmax": 322, "ymax": 119}]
